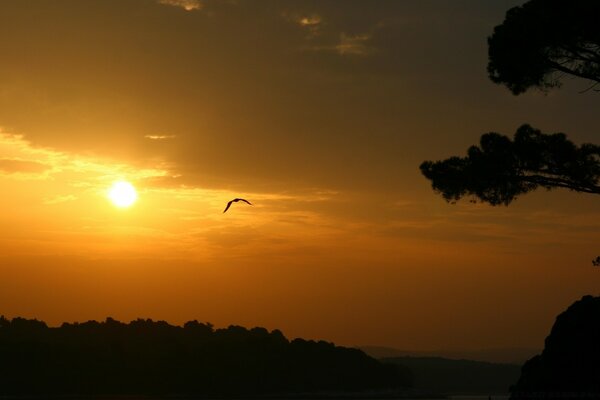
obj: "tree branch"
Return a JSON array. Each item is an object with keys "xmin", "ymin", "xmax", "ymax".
[
  {"xmin": 547, "ymin": 61, "xmax": 600, "ymax": 83},
  {"xmin": 520, "ymin": 175, "xmax": 600, "ymax": 194}
]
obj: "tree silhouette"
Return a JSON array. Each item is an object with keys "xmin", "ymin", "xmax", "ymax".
[
  {"xmin": 488, "ymin": 0, "xmax": 600, "ymax": 94},
  {"xmin": 420, "ymin": 124, "xmax": 600, "ymax": 205},
  {"xmin": 423, "ymin": 0, "xmax": 600, "ymax": 264}
]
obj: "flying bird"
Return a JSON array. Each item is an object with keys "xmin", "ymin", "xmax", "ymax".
[{"xmin": 223, "ymin": 198, "xmax": 252, "ymax": 213}]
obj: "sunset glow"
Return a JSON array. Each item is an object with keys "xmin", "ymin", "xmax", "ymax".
[
  {"xmin": 108, "ymin": 181, "xmax": 138, "ymax": 208},
  {"xmin": 0, "ymin": 0, "xmax": 597, "ymax": 360}
]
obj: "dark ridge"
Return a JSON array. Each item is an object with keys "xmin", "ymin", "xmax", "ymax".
[{"xmin": 0, "ymin": 316, "xmax": 411, "ymax": 396}]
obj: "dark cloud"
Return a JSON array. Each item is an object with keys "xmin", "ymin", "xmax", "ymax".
[{"xmin": 0, "ymin": 0, "xmax": 596, "ymax": 196}]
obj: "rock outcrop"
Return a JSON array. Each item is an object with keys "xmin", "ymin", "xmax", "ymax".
[{"xmin": 511, "ymin": 295, "xmax": 600, "ymax": 398}]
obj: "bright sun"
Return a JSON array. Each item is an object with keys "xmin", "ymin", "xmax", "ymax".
[{"xmin": 108, "ymin": 181, "xmax": 138, "ymax": 208}]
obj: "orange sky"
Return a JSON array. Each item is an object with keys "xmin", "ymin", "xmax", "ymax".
[{"xmin": 0, "ymin": 0, "xmax": 598, "ymax": 352}]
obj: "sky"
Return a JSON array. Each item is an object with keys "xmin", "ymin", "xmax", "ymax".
[{"xmin": 0, "ymin": 0, "xmax": 598, "ymax": 353}]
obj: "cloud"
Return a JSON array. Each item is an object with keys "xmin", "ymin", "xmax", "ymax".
[
  {"xmin": 298, "ymin": 15, "xmax": 321, "ymax": 27},
  {"xmin": 281, "ymin": 11, "xmax": 322, "ymax": 37},
  {"xmin": 298, "ymin": 14, "xmax": 322, "ymax": 36},
  {"xmin": 336, "ymin": 33, "xmax": 372, "ymax": 56},
  {"xmin": 157, "ymin": 0, "xmax": 203, "ymax": 11},
  {"xmin": 0, "ymin": 132, "xmax": 169, "ymax": 185},
  {"xmin": 0, "ymin": 159, "xmax": 50, "ymax": 175},
  {"xmin": 43, "ymin": 194, "xmax": 77, "ymax": 205},
  {"xmin": 144, "ymin": 134, "xmax": 177, "ymax": 140},
  {"xmin": 302, "ymin": 32, "xmax": 373, "ymax": 56}
]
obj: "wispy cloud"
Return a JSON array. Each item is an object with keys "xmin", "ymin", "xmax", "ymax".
[
  {"xmin": 282, "ymin": 11, "xmax": 323, "ymax": 37},
  {"xmin": 43, "ymin": 194, "xmax": 77, "ymax": 205},
  {"xmin": 298, "ymin": 14, "xmax": 322, "ymax": 36},
  {"xmin": 144, "ymin": 134, "xmax": 177, "ymax": 140},
  {"xmin": 298, "ymin": 15, "xmax": 321, "ymax": 27},
  {"xmin": 0, "ymin": 131, "xmax": 381, "ymax": 266},
  {"xmin": 336, "ymin": 33, "xmax": 372, "ymax": 56},
  {"xmin": 0, "ymin": 159, "xmax": 50, "ymax": 175},
  {"xmin": 157, "ymin": 0, "xmax": 203, "ymax": 12},
  {"xmin": 301, "ymin": 32, "xmax": 373, "ymax": 57},
  {"xmin": 0, "ymin": 132, "xmax": 168, "ymax": 185}
]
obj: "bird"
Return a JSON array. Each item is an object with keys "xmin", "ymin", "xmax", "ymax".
[{"xmin": 223, "ymin": 198, "xmax": 252, "ymax": 213}]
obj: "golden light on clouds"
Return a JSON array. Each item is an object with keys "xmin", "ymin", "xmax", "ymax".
[
  {"xmin": 291, "ymin": 13, "xmax": 322, "ymax": 37},
  {"xmin": 0, "ymin": 132, "xmax": 597, "ymax": 352},
  {"xmin": 0, "ymin": 0, "xmax": 598, "ymax": 355},
  {"xmin": 144, "ymin": 134, "xmax": 176, "ymax": 140},
  {"xmin": 0, "ymin": 131, "xmax": 167, "ymax": 202},
  {"xmin": 0, "ymin": 129, "xmax": 357, "ymax": 262},
  {"xmin": 299, "ymin": 15, "xmax": 321, "ymax": 27},
  {"xmin": 157, "ymin": 0, "xmax": 203, "ymax": 12}
]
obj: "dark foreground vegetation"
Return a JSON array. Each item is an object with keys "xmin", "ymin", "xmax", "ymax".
[
  {"xmin": 510, "ymin": 295, "xmax": 600, "ymax": 399},
  {"xmin": 0, "ymin": 316, "xmax": 410, "ymax": 396},
  {"xmin": 384, "ymin": 356, "xmax": 520, "ymax": 395}
]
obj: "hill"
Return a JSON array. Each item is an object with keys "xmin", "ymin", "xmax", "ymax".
[
  {"xmin": 383, "ymin": 356, "xmax": 520, "ymax": 395},
  {"xmin": 361, "ymin": 345, "xmax": 538, "ymax": 364},
  {"xmin": 0, "ymin": 316, "xmax": 410, "ymax": 396}
]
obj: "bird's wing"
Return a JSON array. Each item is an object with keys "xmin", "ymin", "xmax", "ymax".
[
  {"xmin": 223, "ymin": 201, "xmax": 233, "ymax": 213},
  {"xmin": 240, "ymin": 199, "xmax": 252, "ymax": 205}
]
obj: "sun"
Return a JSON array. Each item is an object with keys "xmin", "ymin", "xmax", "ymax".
[{"xmin": 108, "ymin": 181, "xmax": 138, "ymax": 208}]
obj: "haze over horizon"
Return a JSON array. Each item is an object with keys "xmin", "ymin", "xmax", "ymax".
[{"xmin": 0, "ymin": 0, "xmax": 598, "ymax": 353}]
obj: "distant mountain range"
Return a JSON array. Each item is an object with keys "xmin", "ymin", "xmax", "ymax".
[
  {"xmin": 359, "ymin": 345, "xmax": 540, "ymax": 364},
  {"xmin": 383, "ymin": 356, "xmax": 521, "ymax": 395}
]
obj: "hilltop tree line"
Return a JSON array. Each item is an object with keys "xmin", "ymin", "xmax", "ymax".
[{"xmin": 0, "ymin": 316, "xmax": 411, "ymax": 396}]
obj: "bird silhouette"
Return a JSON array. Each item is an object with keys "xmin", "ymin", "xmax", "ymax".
[{"xmin": 223, "ymin": 198, "xmax": 252, "ymax": 213}]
